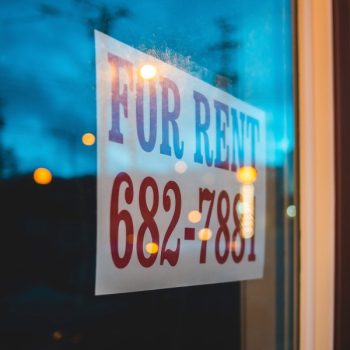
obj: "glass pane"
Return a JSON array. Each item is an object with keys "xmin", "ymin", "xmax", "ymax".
[{"xmin": 0, "ymin": 0, "xmax": 297, "ymax": 349}]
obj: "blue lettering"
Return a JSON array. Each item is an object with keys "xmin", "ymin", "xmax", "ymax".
[
  {"xmin": 214, "ymin": 100, "xmax": 229, "ymax": 170},
  {"xmin": 108, "ymin": 53, "xmax": 133, "ymax": 144},
  {"xmin": 193, "ymin": 91, "xmax": 213, "ymax": 166},
  {"xmin": 136, "ymin": 78, "xmax": 157, "ymax": 152},
  {"xmin": 231, "ymin": 108, "xmax": 245, "ymax": 171},
  {"xmin": 159, "ymin": 77, "xmax": 184, "ymax": 159}
]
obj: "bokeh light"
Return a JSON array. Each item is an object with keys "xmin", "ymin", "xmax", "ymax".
[
  {"xmin": 239, "ymin": 183, "xmax": 255, "ymax": 238},
  {"xmin": 52, "ymin": 330, "xmax": 63, "ymax": 341},
  {"xmin": 127, "ymin": 234, "xmax": 134, "ymax": 244},
  {"xmin": 236, "ymin": 166, "xmax": 258, "ymax": 184},
  {"xmin": 140, "ymin": 64, "xmax": 156, "ymax": 79},
  {"xmin": 230, "ymin": 239, "xmax": 242, "ymax": 253},
  {"xmin": 198, "ymin": 228, "xmax": 212, "ymax": 241},
  {"xmin": 188, "ymin": 210, "xmax": 202, "ymax": 223},
  {"xmin": 240, "ymin": 212, "xmax": 255, "ymax": 239},
  {"xmin": 174, "ymin": 160, "xmax": 187, "ymax": 174},
  {"xmin": 33, "ymin": 168, "xmax": 52, "ymax": 185},
  {"xmin": 145, "ymin": 242, "xmax": 159, "ymax": 254},
  {"xmin": 82, "ymin": 132, "xmax": 96, "ymax": 146},
  {"xmin": 286, "ymin": 205, "xmax": 296, "ymax": 218}
]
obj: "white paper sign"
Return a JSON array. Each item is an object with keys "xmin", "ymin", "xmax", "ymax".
[{"xmin": 95, "ymin": 31, "xmax": 266, "ymax": 295}]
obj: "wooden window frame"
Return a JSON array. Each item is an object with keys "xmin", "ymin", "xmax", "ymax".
[
  {"xmin": 298, "ymin": 0, "xmax": 335, "ymax": 349},
  {"xmin": 333, "ymin": 1, "xmax": 350, "ymax": 349}
]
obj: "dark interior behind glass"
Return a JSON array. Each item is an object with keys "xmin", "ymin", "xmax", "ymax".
[{"xmin": 0, "ymin": 1, "xmax": 297, "ymax": 349}]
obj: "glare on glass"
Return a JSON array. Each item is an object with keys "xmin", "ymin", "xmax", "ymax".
[
  {"xmin": 140, "ymin": 64, "xmax": 157, "ymax": 80},
  {"xmin": 33, "ymin": 167, "xmax": 53, "ymax": 185},
  {"xmin": 82, "ymin": 133, "xmax": 96, "ymax": 146},
  {"xmin": 198, "ymin": 228, "xmax": 212, "ymax": 241}
]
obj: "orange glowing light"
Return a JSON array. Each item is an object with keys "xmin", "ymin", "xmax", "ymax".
[
  {"xmin": 230, "ymin": 241, "xmax": 236, "ymax": 252},
  {"xmin": 52, "ymin": 330, "xmax": 63, "ymax": 341},
  {"xmin": 188, "ymin": 210, "xmax": 202, "ymax": 223},
  {"xmin": 198, "ymin": 228, "xmax": 212, "ymax": 241},
  {"xmin": 140, "ymin": 64, "xmax": 157, "ymax": 79},
  {"xmin": 230, "ymin": 239, "xmax": 242, "ymax": 253},
  {"xmin": 33, "ymin": 168, "xmax": 52, "ymax": 185},
  {"xmin": 82, "ymin": 132, "xmax": 95, "ymax": 146},
  {"xmin": 236, "ymin": 166, "xmax": 258, "ymax": 184},
  {"xmin": 239, "ymin": 183, "xmax": 255, "ymax": 239},
  {"xmin": 145, "ymin": 242, "xmax": 159, "ymax": 254},
  {"xmin": 240, "ymin": 214, "xmax": 255, "ymax": 239},
  {"xmin": 127, "ymin": 234, "xmax": 134, "ymax": 245}
]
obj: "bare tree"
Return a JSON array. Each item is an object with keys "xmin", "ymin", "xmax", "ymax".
[
  {"xmin": 0, "ymin": 99, "xmax": 17, "ymax": 178},
  {"xmin": 209, "ymin": 17, "xmax": 239, "ymax": 93}
]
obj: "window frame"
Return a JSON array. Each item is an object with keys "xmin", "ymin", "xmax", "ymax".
[{"xmin": 297, "ymin": 0, "xmax": 335, "ymax": 349}]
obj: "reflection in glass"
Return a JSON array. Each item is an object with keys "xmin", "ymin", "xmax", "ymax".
[
  {"xmin": 174, "ymin": 160, "xmax": 187, "ymax": 174},
  {"xmin": 0, "ymin": 0, "xmax": 296, "ymax": 349},
  {"xmin": 52, "ymin": 330, "xmax": 63, "ymax": 341},
  {"xmin": 140, "ymin": 64, "xmax": 157, "ymax": 80},
  {"xmin": 33, "ymin": 167, "xmax": 53, "ymax": 185},
  {"xmin": 198, "ymin": 228, "xmax": 213, "ymax": 241},
  {"xmin": 188, "ymin": 210, "xmax": 202, "ymax": 223},
  {"xmin": 236, "ymin": 166, "xmax": 258, "ymax": 185},
  {"xmin": 127, "ymin": 233, "xmax": 134, "ymax": 245},
  {"xmin": 239, "ymin": 184, "xmax": 255, "ymax": 239},
  {"xmin": 82, "ymin": 132, "xmax": 96, "ymax": 146},
  {"xmin": 286, "ymin": 205, "xmax": 296, "ymax": 218},
  {"xmin": 145, "ymin": 242, "xmax": 159, "ymax": 254}
]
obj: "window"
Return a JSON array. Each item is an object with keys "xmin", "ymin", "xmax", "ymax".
[{"xmin": 0, "ymin": 1, "xmax": 297, "ymax": 349}]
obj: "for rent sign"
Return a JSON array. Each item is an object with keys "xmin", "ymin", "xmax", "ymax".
[{"xmin": 95, "ymin": 31, "xmax": 266, "ymax": 295}]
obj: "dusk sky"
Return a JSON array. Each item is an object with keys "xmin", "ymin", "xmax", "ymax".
[{"xmin": 0, "ymin": 0, "xmax": 294, "ymax": 178}]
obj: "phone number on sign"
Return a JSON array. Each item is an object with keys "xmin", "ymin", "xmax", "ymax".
[{"xmin": 110, "ymin": 171, "xmax": 256, "ymax": 269}]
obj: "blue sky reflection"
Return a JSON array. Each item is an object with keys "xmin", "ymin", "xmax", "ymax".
[{"xmin": 0, "ymin": 0, "xmax": 294, "ymax": 178}]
